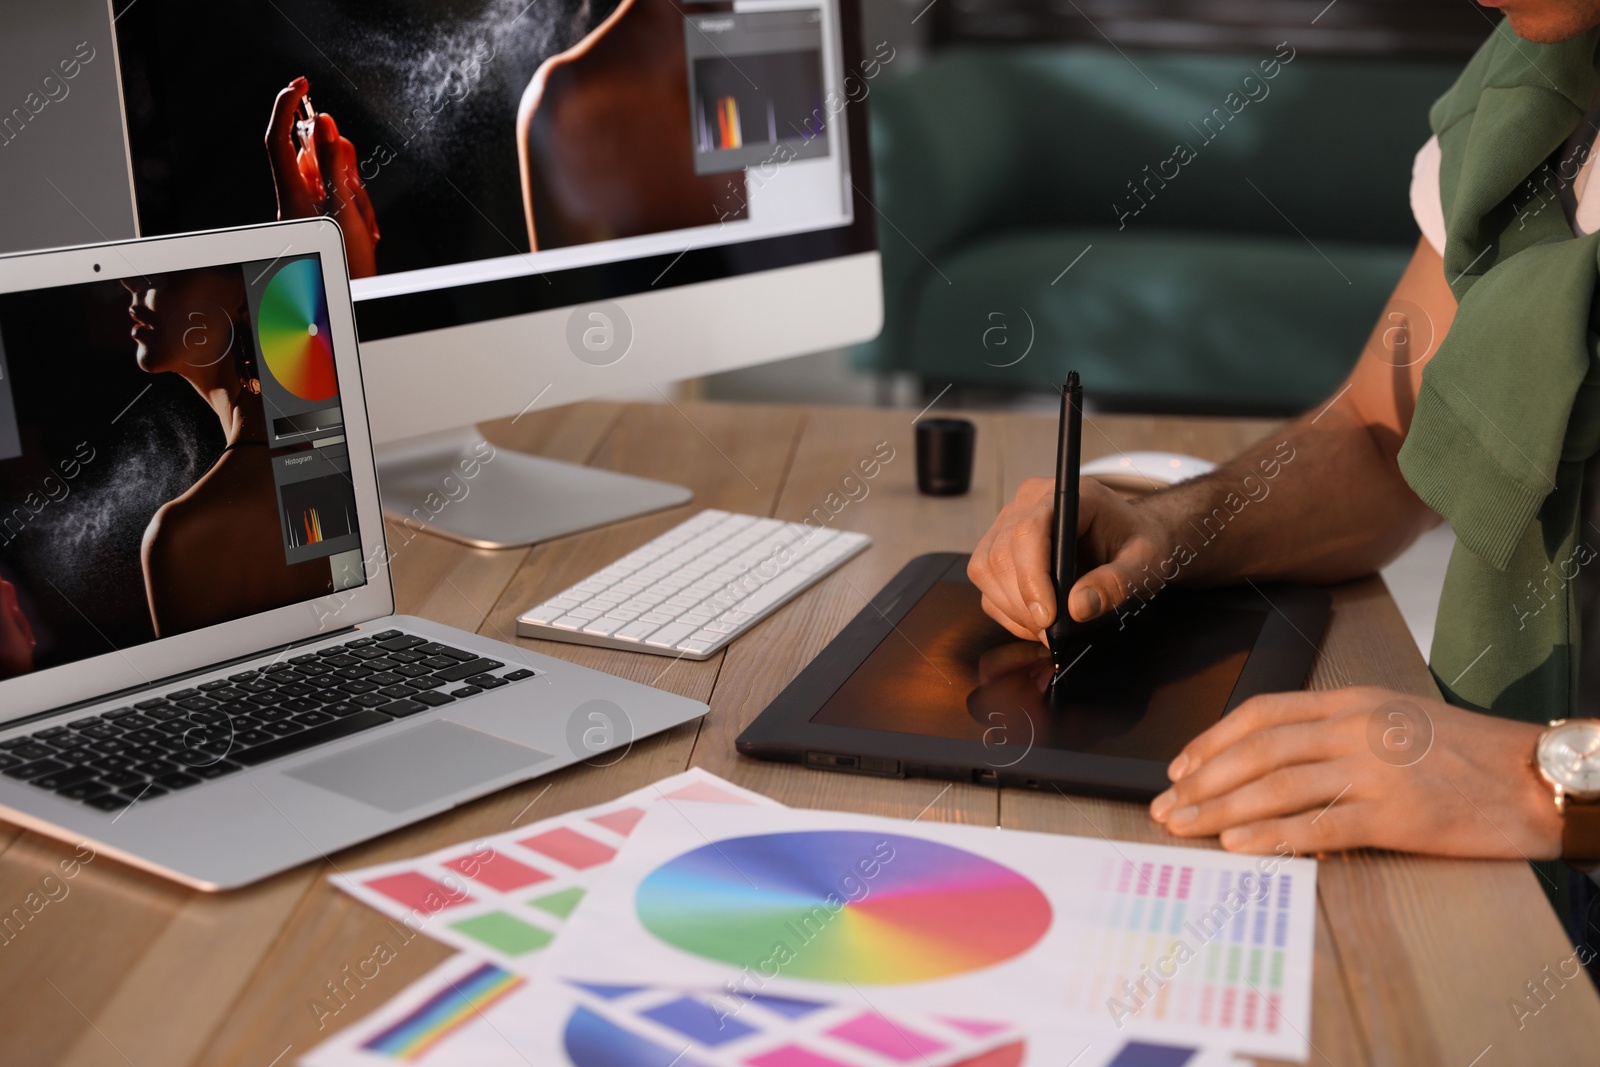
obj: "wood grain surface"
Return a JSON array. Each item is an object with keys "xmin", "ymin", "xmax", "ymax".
[{"xmin": 1, "ymin": 401, "xmax": 1593, "ymax": 1067}]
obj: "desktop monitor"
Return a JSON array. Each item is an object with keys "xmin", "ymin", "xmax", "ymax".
[{"xmin": 5, "ymin": 0, "xmax": 882, "ymax": 546}]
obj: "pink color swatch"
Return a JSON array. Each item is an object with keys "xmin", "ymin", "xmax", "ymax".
[
  {"xmin": 518, "ymin": 827, "xmax": 617, "ymax": 870},
  {"xmin": 665, "ymin": 781, "xmax": 754, "ymax": 804},
  {"xmin": 747, "ymin": 1047, "xmax": 854, "ymax": 1067},
  {"xmin": 364, "ymin": 872, "xmax": 473, "ymax": 915},
  {"xmin": 827, "ymin": 1012, "xmax": 947, "ymax": 1061},
  {"xmin": 589, "ymin": 807, "xmax": 647, "ymax": 836},
  {"xmin": 938, "ymin": 1018, "xmax": 1010, "ymax": 1037},
  {"xmin": 443, "ymin": 851, "xmax": 551, "ymax": 892}
]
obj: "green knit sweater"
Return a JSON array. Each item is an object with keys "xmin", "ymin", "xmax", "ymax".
[{"xmin": 1401, "ymin": 23, "xmax": 1600, "ymax": 721}]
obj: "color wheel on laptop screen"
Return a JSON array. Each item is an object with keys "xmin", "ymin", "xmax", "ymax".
[
  {"xmin": 634, "ymin": 831, "xmax": 1053, "ymax": 984},
  {"xmin": 257, "ymin": 257, "xmax": 337, "ymax": 401}
]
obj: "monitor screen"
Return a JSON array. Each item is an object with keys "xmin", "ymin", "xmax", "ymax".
[
  {"xmin": 0, "ymin": 254, "xmax": 367, "ymax": 681},
  {"xmin": 111, "ymin": 0, "xmax": 874, "ymax": 339}
]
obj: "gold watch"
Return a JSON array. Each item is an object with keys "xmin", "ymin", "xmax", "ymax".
[{"xmin": 1535, "ymin": 719, "xmax": 1600, "ymax": 867}]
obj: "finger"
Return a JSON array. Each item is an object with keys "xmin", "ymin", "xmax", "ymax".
[
  {"xmin": 1159, "ymin": 761, "xmax": 1353, "ymax": 839},
  {"xmin": 314, "ymin": 113, "xmax": 343, "ymax": 212},
  {"xmin": 980, "ymin": 594, "xmax": 1040, "ymax": 642},
  {"xmin": 341, "ymin": 138, "xmax": 380, "ymax": 240},
  {"xmin": 1067, "ymin": 554, "xmax": 1151, "ymax": 623},
  {"xmin": 1216, "ymin": 803, "xmax": 1367, "ymax": 856},
  {"xmin": 1170, "ymin": 690, "xmax": 1343, "ymax": 780},
  {"xmin": 265, "ymin": 77, "xmax": 315, "ymax": 218},
  {"xmin": 1161, "ymin": 718, "xmax": 1353, "ymax": 812},
  {"xmin": 980, "ymin": 522, "xmax": 1046, "ymax": 635},
  {"xmin": 1, "ymin": 583, "xmax": 32, "ymax": 647},
  {"xmin": 1003, "ymin": 512, "xmax": 1055, "ymax": 630}
]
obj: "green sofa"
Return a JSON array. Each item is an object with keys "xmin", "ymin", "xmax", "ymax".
[{"xmin": 856, "ymin": 47, "xmax": 1463, "ymax": 412}]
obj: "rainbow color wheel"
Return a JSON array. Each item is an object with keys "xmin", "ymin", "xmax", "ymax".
[
  {"xmin": 634, "ymin": 831, "xmax": 1052, "ymax": 984},
  {"xmin": 257, "ymin": 258, "xmax": 337, "ymax": 401}
]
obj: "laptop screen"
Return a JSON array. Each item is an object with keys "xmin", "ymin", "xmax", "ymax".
[{"xmin": 0, "ymin": 254, "xmax": 367, "ymax": 683}]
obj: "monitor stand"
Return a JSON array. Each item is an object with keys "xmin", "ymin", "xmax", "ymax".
[{"xmin": 375, "ymin": 428, "xmax": 693, "ymax": 550}]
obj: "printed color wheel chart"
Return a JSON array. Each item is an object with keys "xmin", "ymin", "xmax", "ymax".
[
  {"xmin": 635, "ymin": 831, "xmax": 1052, "ymax": 984},
  {"xmin": 257, "ymin": 258, "xmax": 337, "ymax": 401}
]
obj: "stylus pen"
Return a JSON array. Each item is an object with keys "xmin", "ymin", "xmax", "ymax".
[{"xmin": 1045, "ymin": 371, "xmax": 1082, "ymax": 671}]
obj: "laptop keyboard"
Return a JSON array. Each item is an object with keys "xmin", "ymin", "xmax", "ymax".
[{"xmin": 0, "ymin": 630, "xmax": 537, "ymax": 813}]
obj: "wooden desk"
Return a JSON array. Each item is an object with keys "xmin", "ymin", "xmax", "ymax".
[{"xmin": 2, "ymin": 401, "xmax": 1596, "ymax": 1067}]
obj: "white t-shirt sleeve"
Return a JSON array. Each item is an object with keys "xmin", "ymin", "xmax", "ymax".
[{"xmin": 1410, "ymin": 135, "xmax": 1448, "ymax": 255}]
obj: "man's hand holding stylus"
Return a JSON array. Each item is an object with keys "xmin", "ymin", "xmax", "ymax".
[{"xmin": 967, "ymin": 475, "xmax": 1170, "ymax": 642}]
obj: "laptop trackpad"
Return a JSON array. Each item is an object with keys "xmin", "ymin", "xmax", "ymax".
[{"xmin": 284, "ymin": 720, "xmax": 552, "ymax": 813}]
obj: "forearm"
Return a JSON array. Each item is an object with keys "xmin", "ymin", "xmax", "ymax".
[{"xmin": 1129, "ymin": 400, "xmax": 1437, "ymax": 588}]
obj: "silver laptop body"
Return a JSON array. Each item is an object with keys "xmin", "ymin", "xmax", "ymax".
[{"xmin": 0, "ymin": 221, "xmax": 705, "ymax": 889}]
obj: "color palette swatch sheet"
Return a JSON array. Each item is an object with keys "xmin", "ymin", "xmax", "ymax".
[
  {"xmin": 300, "ymin": 953, "xmax": 1251, "ymax": 1067},
  {"xmin": 329, "ymin": 769, "xmax": 779, "ymax": 966},
  {"xmin": 543, "ymin": 800, "xmax": 1317, "ymax": 1061}
]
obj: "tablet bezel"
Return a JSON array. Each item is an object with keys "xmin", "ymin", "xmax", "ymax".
[{"xmin": 736, "ymin": 553, "xmax": 1331, "ymax": 800}]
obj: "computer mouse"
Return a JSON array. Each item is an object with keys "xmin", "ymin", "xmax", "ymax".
[{"xmin": 1080, "ymin": 451, "xmax": 1216, "ymax": 492}]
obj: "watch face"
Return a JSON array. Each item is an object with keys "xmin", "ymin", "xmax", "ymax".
[{"xmin": 1539, "ymin": 721, "xmax": 1600, "ymax": 796}]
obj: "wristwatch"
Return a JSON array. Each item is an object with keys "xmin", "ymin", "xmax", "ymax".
[{"xmin": 1535, "ymin": 719, "xmax": 1600, "ymax": 866}]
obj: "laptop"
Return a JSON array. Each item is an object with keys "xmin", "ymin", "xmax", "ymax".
[{"xmin": 0, "ymin": 220, "xmax": 706, "ymax": 890}]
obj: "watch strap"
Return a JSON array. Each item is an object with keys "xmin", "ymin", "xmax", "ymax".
[{"xmin": 1563, "ymin": 794, "xmax": 1600, "ymax": 867}]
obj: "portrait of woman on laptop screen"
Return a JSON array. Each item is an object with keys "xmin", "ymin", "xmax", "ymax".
[{"xmin": 0, "ymin": 259, "xmax": 363, "ymax": 680}]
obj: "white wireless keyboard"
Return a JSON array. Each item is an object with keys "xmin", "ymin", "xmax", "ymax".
[{"xmin": 516, "ymin": 510, "xmax": 870, "ymax": 659}]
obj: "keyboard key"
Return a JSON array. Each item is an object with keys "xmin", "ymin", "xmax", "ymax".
[
  {"xmin": 58, "ymin": 781, "xmax": 110, "ymax": 800},
  {"xmin": 278, "ymin": 699, "xmax": 320, "ymax": 714},
  {"xmin": 272, "ymin": 682, "xmax": 315, "ymax": 699},
  {"xmin": 350, "ymin": 693, "xmax": 391, "ymax": 708},
  {"xmin": 262, "ymin": 721, "xmax": 304, "ymax": 737},
  {"xmin": 377, "ymin": 685, "xmax": 416, "ymax": 701},
  {"xmin": 348, "ymin": 636, "xmax": 377, "ymax": 648},
  {"xmin": 393, "ymin": 663, "xmax": 432, "ymax": 678},
  {"xmin": 123, "ymin": 783, "xmax": 167, "ymax": 800},
  {"xmin": 86, "ymin": 793, "xmax": 131, "ymax": 811},
  {"xmin": 235, "ymin": 729, "xmax": 276, "ymax": 747},
  {"xmin": 168, "ymin": 689, "xmax": 201, "ymax": 701},
  {"xmin": 4, "ymin": 758, "xmax": 68, "ymax": 780},
  {"xmin": 338, "ymin": 680, "xmax": 380, "ymax": 695},
  {"xmin": 504, "ymin": 669, "xmax": 537, "ymax": 681},
  {"xmin": 99, "ymin": 770, "xmax": 146, "ymax": 788},
  {"xmin": 191, "ymin": 760, "xmax": 241, "ymax": 780},
  {"xmin": 377, "ymin": 635, "xmax": 427, "ymax": 652},
  {"xmin": 322, "ymin": 702, "xmax": 364, "ymax": 717},
  {"xmin": 367, "ymin": 672, "xmax": 405, "ymax": 687},
  {"xmin": 35, "ymin": 726, "xmax": 70, "ymax": 740},
  {"xmin": 7, "ymin": 742, "xmax": 58, "ymax": 762},
  {"xmin": 233, "ymin": 709, "xmax": 394, "ymax": 767},
  {"xmin": 134, "ymin": 759, "xmax": 179, "ymax": 777},
  {"xmin": 419, "ymin": 656, "xmax": 458, "ymax": 671},
  {"xmin": 434, "ymin": 658, "xmax": 503, "ymax": 682},
  {"xmin": 370, "ymin": 629, "xmax": 402, "ymax": 641},
  {"xmin": 449, "ymin": 686, "xmax": 483, "ymax": 698},
  {"xmin": 133, "ymin": 698, "xmax": 170, "ymax": 710},
  {"xmin": 404, "ymin": 676, "xmax": 446, "ymax": 691},
  {"xmin": 198, "ymin": 679, "xmax": 232, "ymax": 691},
  {"xmin": 411, "ymin": 691, "xmax": 455, "ymax": 707},
  {"xmin": 122, "ymin": 728, "xmax": 165, "ymax": 746},
  {"xmin": 467, "ymin": 675, "xmax": 509, "ymax": 689},
  {"xmin": 643, "ymin": 622, "xmax": 696, "ymax": 648},
  {"xmin": 350, "ymin": 647, "xmax": 388, "ymax": 660},
  {"xmin": 387, "ymin": 650, "xmax": 426, "ymax": 664},
  {"xmin": 615, "ymin": 621, "xmax": 661, "ymax": 641},
  {"xmin": 156, "ymin": 772, "xmax": 202, "ymax": 791},
  {"xmin": 68, "ymin": 717, "xmax": 101, "ymax": 729},
  {"xmin": 103, "ymin": 707, "xmax": 140, "ymax": 719},
  {"xmin": 292, "ymin": 711, "xmax": 335, "ymax": 727},
  {"xmin": 382, "ymin": 699, "xmax": 430, "ymax": 718},
  {"xmin": 90, "ymin": 755, "xmax": 135, "ymax": 772},
  {"xmin": 0, "ymin": 753, "xmax": 20, "ymax": 770},
  {"xmin": 32, "ymin": 767, "xmax": 97, "ymax": 790}
]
